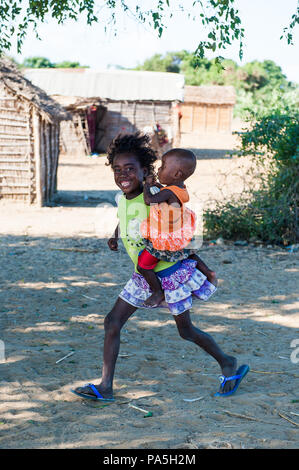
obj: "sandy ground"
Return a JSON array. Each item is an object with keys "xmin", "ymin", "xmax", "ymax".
[{"xmin": 0, "ymin": 146, "xmax": 299, "ymax": 449}]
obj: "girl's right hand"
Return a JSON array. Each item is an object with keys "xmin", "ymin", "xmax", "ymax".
[
  {"xmin": 108, "ymin": 237, "xmax": 118, "ymax": 251},
  {"xmin": 145, "ymin": 174, "xmax": 163, "ymax": 188},
  {"xmin": 145, "ymin": 174, "xmax": 156, "ymax": 186}
]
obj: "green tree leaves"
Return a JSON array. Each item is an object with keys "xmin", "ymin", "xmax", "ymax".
[
  {"xmin": 0, "ymin": 1, "xmax": 297, "ymax": 58},
  {"xmin": 0, "ymin": 0, "xmax": 98, "ymax": 53},
  {"xmin": 18, "ymin": 56, "xmax": 87, "ymax": 68},
  {"xmin": 22, "ymin": 56, "xmax": 54, "ymax": 68},
  {"xmin": 280, "ymin": 4, "xmax": 299, "ymax": 45},
  {"xmin": 135, "ymin": 51, "xmax": 297, "ymax": 119},
  {"xmin": 193, "ymin": 0, "xmax": 245, "ymax": 59}
]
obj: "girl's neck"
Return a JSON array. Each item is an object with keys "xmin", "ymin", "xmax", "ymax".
[{"xmin": 125, "ymin": 183, "xmax": 143, "ymax": 200}]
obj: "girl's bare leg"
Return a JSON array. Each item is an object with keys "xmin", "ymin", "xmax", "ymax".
[
  {"xmin": 174, "ymin": 310, "xmax": 237, "ymax": 394},
  {"xmin": 74, "ymin": 298, "xmax": 137, "ymax": 399}
]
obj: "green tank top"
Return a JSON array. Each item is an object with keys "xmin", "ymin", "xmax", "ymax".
[{"xmin": 117, "ymin": 192, "xmax": 176, "ymax": 272}]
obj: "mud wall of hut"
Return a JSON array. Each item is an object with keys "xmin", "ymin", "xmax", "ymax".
[
  {"xmin": 59, "ymin": 99, "xmax": 180, "ymax": 157},
  {"xmin": 99, "ymin": 100, "xmax": 178, "ymax": 151},
  {"xmin": 0, "ymin": 83, "xmax": 60, "ymax": 205}
]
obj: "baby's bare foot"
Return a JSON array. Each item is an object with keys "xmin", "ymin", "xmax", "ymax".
[
  {"xmin": 144, "ymin": 291, "xmax": 165, "ymax": 307},
  {"xmin": 207, "ymin": 270, "xmax": 218, "ymax": 287}
]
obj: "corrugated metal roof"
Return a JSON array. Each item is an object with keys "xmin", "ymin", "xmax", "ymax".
[{"xmin": 23, "ymin": 69, "xmax": 184, "ymax": 102}]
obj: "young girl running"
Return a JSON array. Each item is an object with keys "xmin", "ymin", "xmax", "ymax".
[
  {"xmin": 137, "ymin": 147, "xmax": 217, "ymax": 307},
  {"xmin": 71, "ymin": 132, "xmax": 249, "ymax": 401}
]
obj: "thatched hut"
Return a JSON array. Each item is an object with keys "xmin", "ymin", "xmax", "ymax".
[
  {"xmin": 0, "ymin": 58, "xmax": 69, "ymax": 205},
  {"xmin": 24, "ymin": 69, "xmax": 184, "ymax": 157},
  {"xmin": 180, "ymin": 85, "xmax": 236, "ymax": 147}
]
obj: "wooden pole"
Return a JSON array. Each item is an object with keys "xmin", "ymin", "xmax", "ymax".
[
  {"xmin": 49, "ymin": 124, "xmax": 54, "ymax": 200},
  {"xmin": 40, "ymin": 119, "xmax": 46, "ymax": 205},
  {"xmin": 216, "ymin": 105, "xmax": 220, "ymax": 132},
  {"xmin": 172, "ymin": 102, "xmax": 181, "ymax": 147},
  {"xmin": 23, "ymin": 103, "xmax": 34, "ymax": 204},
  {"xmin": 51, "ymin": 123, "xmax": 60, "ymax": 197},
  {"xmin": 190, "ymin": 104, "xmax": 194, "ymax": 133},
  {"xmin": 229, "ymin": 106, "xmax": 233, "ymax": 132},
  {"xmin": 55, "ymin": 124, "xmax": 60, "ymax": 193},
  {"xmin": 204, "ymin": 105, "xmax": 207, "ymax": 132},
  {"xmin": 44, "ymin": 121, "xmax": 51, "ymax": 204}
]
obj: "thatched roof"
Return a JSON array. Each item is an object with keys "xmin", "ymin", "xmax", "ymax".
[
  {"xmin": 52, "ymin": 95, "xmax": 102, "ymax": 110},
  {"xmin": 0, "ymin": 58, "xmax": 70, "ymax": 121},
  {"xmin": 184, "ymin": 85, "xmax": 236, "ymax": 105}
]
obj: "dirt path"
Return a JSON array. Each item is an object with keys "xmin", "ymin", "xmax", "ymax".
[
  {"xmin": 0, "ymin": 152, "xmax": 298, "ymax": 449},
  {"xmin": 0, "ymin": 150, "xmax": 253, "ymax": 237}
]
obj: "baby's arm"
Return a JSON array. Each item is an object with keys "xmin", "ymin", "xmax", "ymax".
[
  {"xmin": 108, "ymin": 223, "xmax": 119, "ymax": 251},
  {"xmin": 143, "ymin": 183, "xmax": 174, "ymax": 205}
]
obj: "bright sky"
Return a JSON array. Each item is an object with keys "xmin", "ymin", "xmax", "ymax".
[{"xmin": 12, "ymin": 0, "xmax": 299, "ymax": 83}]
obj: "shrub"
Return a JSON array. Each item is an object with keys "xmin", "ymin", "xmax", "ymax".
[{"xmin": 204, "ymin": 108, "xmax": 299, "ymax": 245}]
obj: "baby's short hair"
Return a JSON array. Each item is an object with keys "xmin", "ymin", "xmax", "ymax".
[{"xmin": 164, "ymin": 148, "xmax": 197, "ymax": 179}]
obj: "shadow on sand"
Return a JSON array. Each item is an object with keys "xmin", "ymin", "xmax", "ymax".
[{"xmin": 0, "ymin": 234, "xmax": 298, "ymax": 448}]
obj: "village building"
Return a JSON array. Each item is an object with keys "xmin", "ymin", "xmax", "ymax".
[
  {"xmin": 0, "ymin": 58, "xmax": 69, "ymax": 205},
  {"xmin": 179, "ymin": 85, "xmax": 236, "ymax": 147},
  {"xmin": 24, "ymin": 68, "xmax": 185, "ymax": 157}
]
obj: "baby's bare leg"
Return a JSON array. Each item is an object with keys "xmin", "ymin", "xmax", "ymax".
[
  {"xmin": 188, "ymin": 253, "xmax": 217, "ymax": 286},
  {"xmin": 137, "ymin": 265, "xmax": 164, "ymax": 307}
]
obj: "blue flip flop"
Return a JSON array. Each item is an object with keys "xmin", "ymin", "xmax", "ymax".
[
  {"xmin": 214, "ymin": 364, "xmax": 250, "ymax": 397},
  {"xmin": 71, "ymin": 383, "xmax": 115, "ymax": 401}
]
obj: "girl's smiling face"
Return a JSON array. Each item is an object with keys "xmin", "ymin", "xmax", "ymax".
[{"xmin": 112, "ymin": 153, "xmax": 148, "ymax": 199}]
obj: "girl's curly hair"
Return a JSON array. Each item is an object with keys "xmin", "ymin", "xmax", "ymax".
[{"xmin": 106, "ymin": 132, "xmax": 157, "ymax": 176}]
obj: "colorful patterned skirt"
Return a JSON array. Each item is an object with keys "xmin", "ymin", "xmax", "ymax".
[{"xmin": 119, "ymin": 259, "xmax": 217, "ymax": 315}]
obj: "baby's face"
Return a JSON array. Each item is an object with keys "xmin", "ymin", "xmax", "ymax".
[{"xmin": 157, "ymin": 153, "xmax": 181, "ymax": 185}]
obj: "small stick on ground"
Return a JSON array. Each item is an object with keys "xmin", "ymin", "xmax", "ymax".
[
  {"xmin": 278, "ymin": 412, "xmax": 299, "ymax": 427},
  {"xmin": 50, "ymin": 248, "xmax": 99, "ymax": 253},
  {"xmin": 82, "ymin": 294, "xmax": 98, "ymax": 301},
  {"xmin": 55, "ymin": 351, "xmax": 74, "ymax": 364},
  {"xmin": 257, "ymin": 331, "xmax": 268, "ymax": 337},
  {"xmin": 183, "ymin": 396, "xmax": 204, "ymax": 402},
  {"xmin": 129, "ymin": 403, "xmax": 153, "ymax": 417},
  {"xmin": 223, "ymin": 410, "xmax": 260, "ymax": 422},
  {"xmin": 251, "ymin": 370, "xmax": 283, "ymax": 375},
  {"xmin": 251, "ymin": 370, "xmax": 299, "ymax": 378}
]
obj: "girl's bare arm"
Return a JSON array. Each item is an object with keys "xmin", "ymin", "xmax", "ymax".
[{"xmin": 108, "ymin": 223, "xmax": 119, "ymax": 251}]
